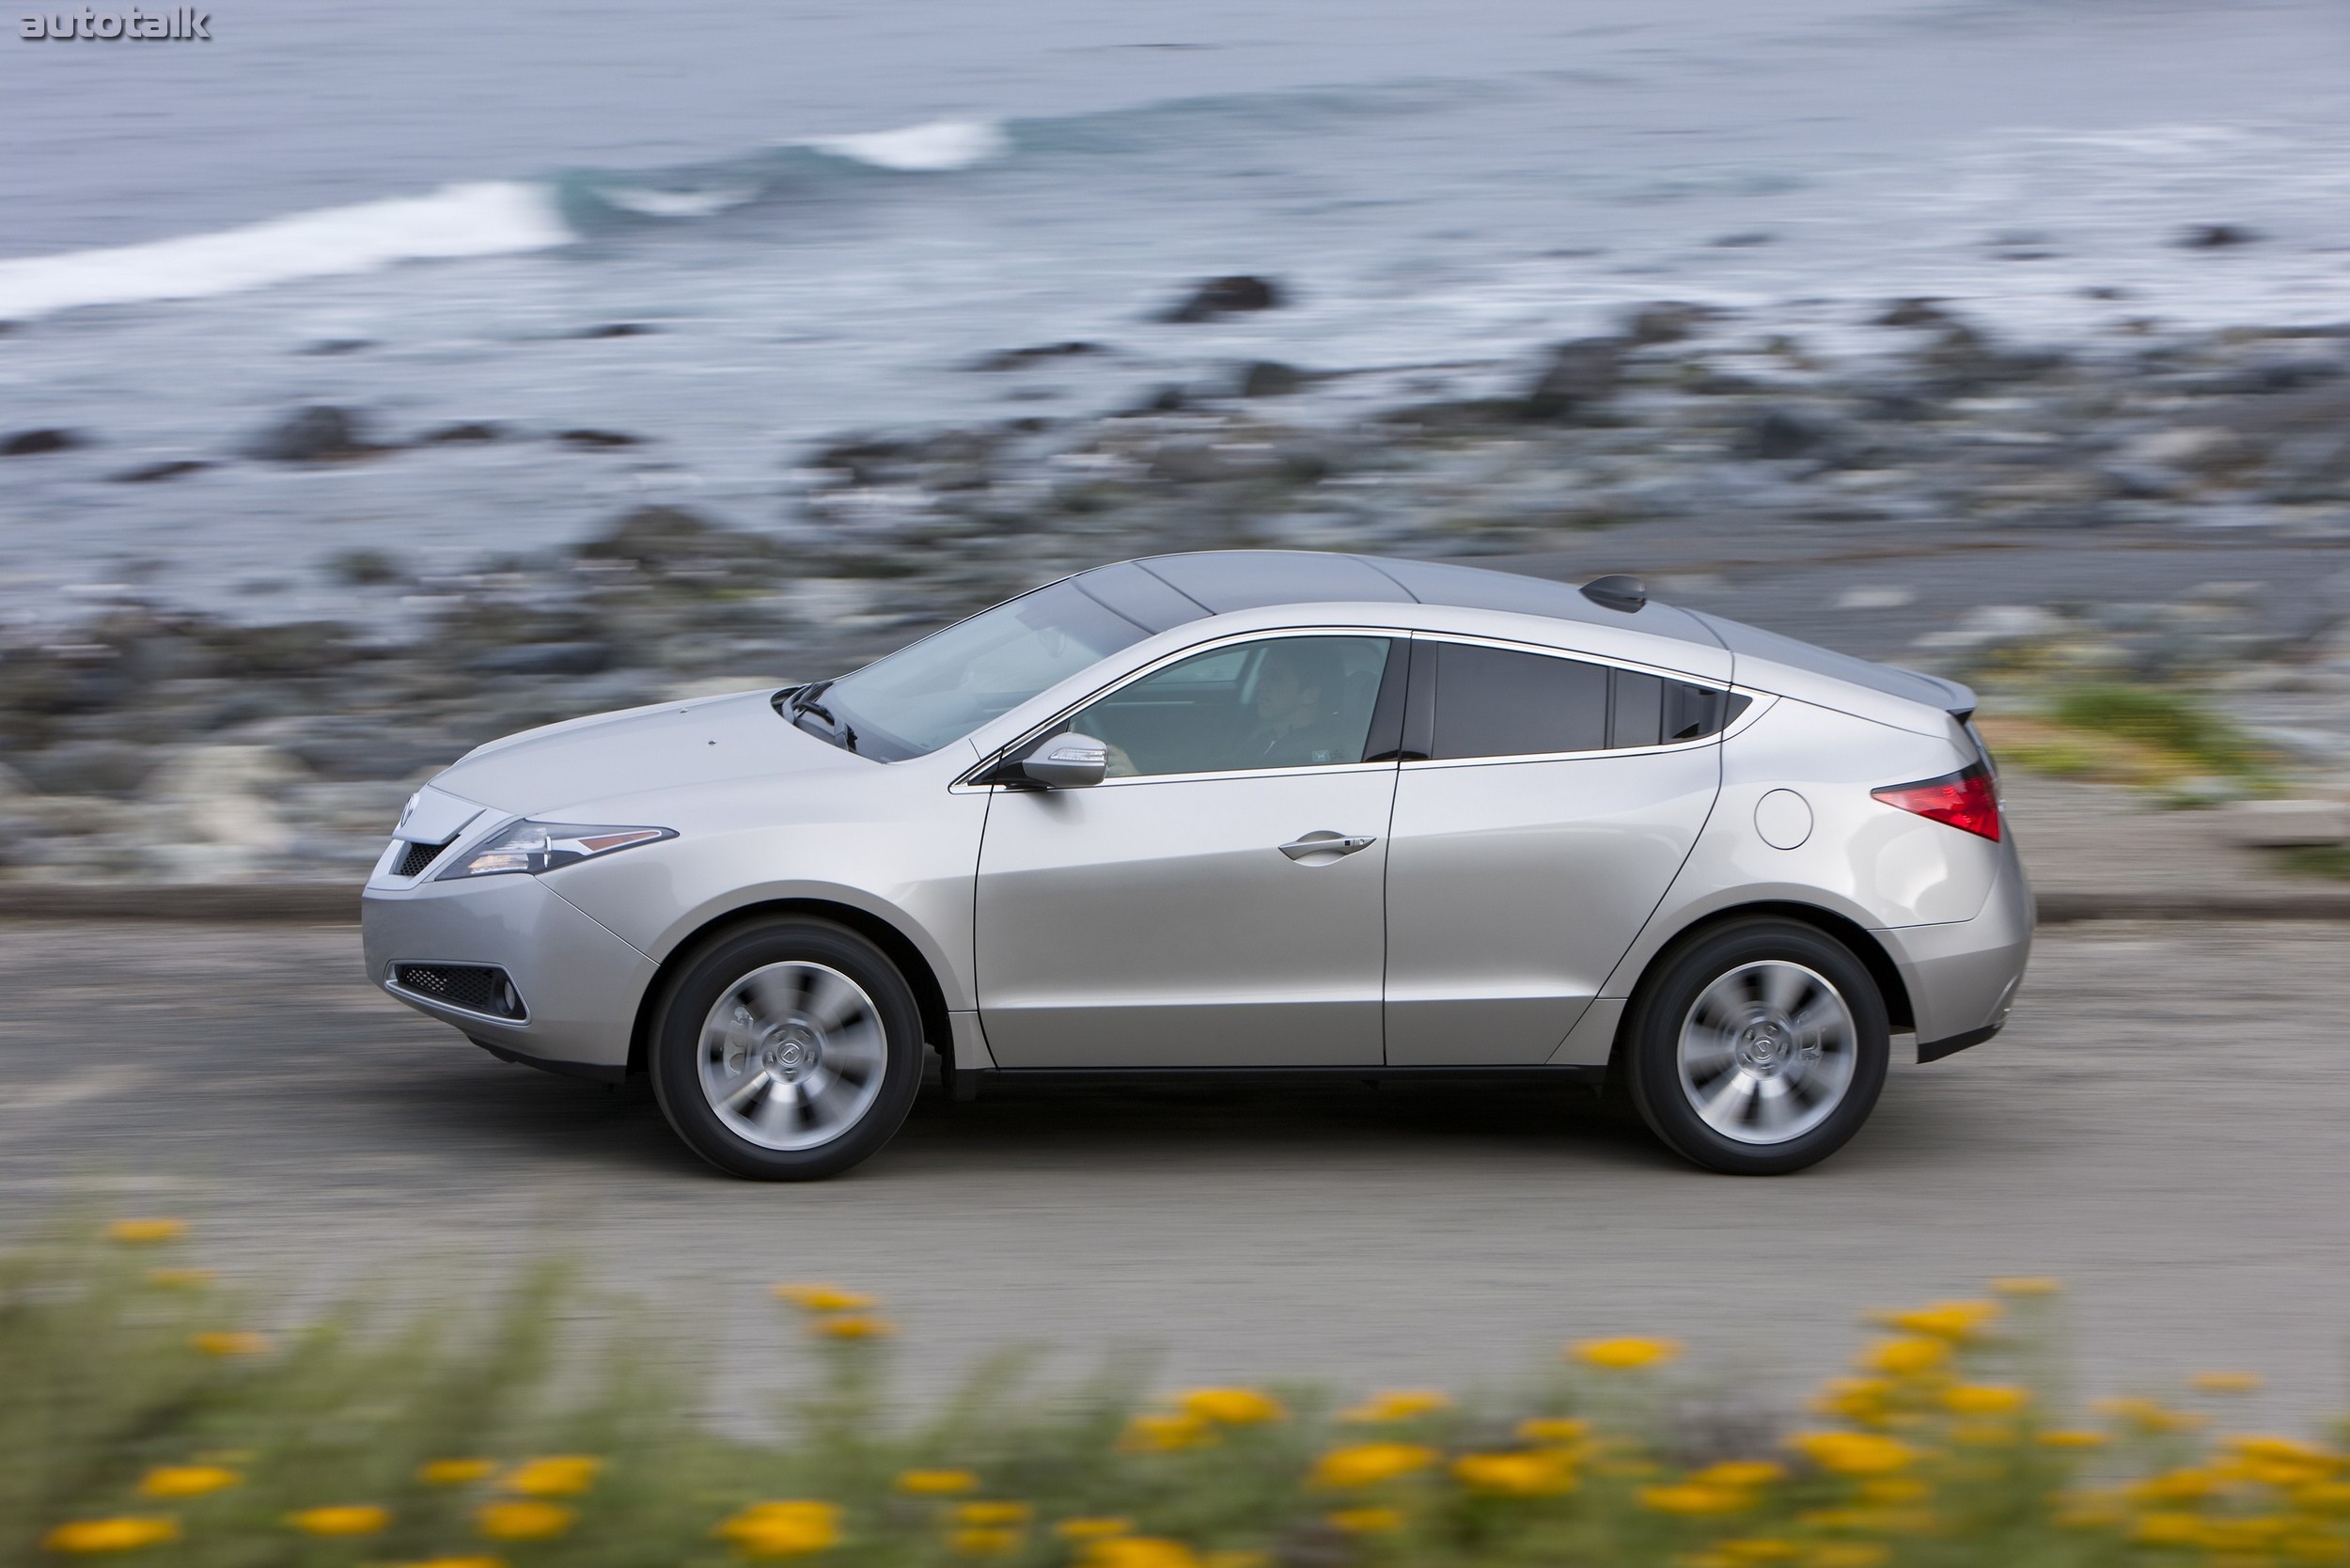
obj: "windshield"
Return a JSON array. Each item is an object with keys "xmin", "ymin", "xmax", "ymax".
[{"xmin": 811, "ymin": 580, "xmax": 1153, "ymax": 759}]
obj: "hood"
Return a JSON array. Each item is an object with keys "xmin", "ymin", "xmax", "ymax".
[{"xmin": 428, "ymin": 688, "xmax": 870, "ymax": 817}]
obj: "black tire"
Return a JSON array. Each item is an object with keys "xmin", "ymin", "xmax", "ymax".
[
  {"xmin": 1623, "ymin": 917, "xmax": 1888, "ymax": 1175},
  {"xmin": 649, "ymin": 917, "xmax": 923, "ymax": 1180}
]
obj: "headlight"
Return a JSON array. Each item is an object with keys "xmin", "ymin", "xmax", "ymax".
[{"xmin": 438, "ymin": 820, "xmax": 675, "ymax": 879}]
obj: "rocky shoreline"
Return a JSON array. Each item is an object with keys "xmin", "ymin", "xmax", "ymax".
[{"xmin": 5, "ymin": 294, "xmax": 2349, "ymax": 884}]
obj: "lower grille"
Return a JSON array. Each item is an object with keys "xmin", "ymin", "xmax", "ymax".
[
  {"xmin": 391, "ymin": 839, "xmax": 445, "ymax": 879},
  {"xmin": 392, "ymin": 963, "xmax": 525, "ymax": 1021}
]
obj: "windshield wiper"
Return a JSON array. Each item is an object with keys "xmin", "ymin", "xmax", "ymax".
[{"xmin": 787, "ymin": 679, "xmax": 837, "ymax": 723}]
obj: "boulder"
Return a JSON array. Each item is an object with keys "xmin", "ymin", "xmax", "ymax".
[
  {"xmin": 1523, "ymin": 338, "xmax": 1622, "ymax": 419},
  {"xmin": 1622, "ymin": 302, "xmax": 1716, "ymax": 345},
  {"xmin": 1740, "ymin": 406, "xmax": 1847, "ymax": 462},
  {"xmin": 2178, "ymin": 224, "xmax": 2260, "ymax": 249},
  {"xmin": 1877, "ymin": 298, "xmax": 1952, "ymax": 328},
  {"xmin": 245, "ymin": 404, "xmax": 379, "ymax": 463},
  {"xmin": 574, "ymin": 322, "xmax": 657, "ymax": 338},
  {"xmin": 419, "ymin": 421, "xmax": 507, "ymax": 444},
  {"xmin": 968, "ymin": 341, "xmax": 1103, "ymax": 371},
  {"xmin": 579, "ymin": 505, "xmax": 774, "ymax": 566},
  {"xmin": 111, "ymin": 459, "xmax": 211, "ymax": 483},
  {"xmin": 18, "ymin": 739, "xmax": 159, "ymax": 797},
  {"xmin": 142, "ymin": 745, "xmax": 309, "ymax": 803},
  {"xmin": 3, "ymin": 428, "xmax": 82, "ymax": 457},
  {"xmin": 467, "ymin": 641, "xmax": 614, "ymax": 677},
  {"xmin": 556, "ymin": 428, "xmax": 644, "ymax": 448},
  {"xmin": 1238, "ymin": 360, "xmax": 1305, "ymax": 398},
  {"xmin": 1159, "ymin": 275, "xmax": 1285, "ymax": 323}
]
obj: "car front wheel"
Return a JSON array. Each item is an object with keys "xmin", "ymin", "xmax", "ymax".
[
  {"xmin": 1623, "ymin": 917, "xmax": 1888, "ymax": 1175},
  {"xmin": 650, "ymin": 917, "xmax": 923, "ymax": 1180}
]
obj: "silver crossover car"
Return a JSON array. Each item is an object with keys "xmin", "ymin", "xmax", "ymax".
[{"xmin": 364, "ymin": 551, "xmax": 2030, "ymax": 1180}]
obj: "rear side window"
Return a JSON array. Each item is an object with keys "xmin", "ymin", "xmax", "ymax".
[{"xmin": 1426, "ymin": 643, "xmax": 1747, "ymax": 760}]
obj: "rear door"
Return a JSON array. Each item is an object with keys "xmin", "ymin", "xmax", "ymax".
[{"xmin": 1382, "ymin": 637, "xmax": 1733, "ymax": 1065}]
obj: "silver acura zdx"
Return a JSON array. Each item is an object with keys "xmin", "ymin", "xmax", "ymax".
[{"xmin": 363, "ymin": 551, "xmax": 2031, "ymax": 1180}]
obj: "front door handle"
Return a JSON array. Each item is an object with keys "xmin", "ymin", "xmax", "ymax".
[{"xmin": 1278, "ymin": 831, "xmax": 1377, "ymax": 862}]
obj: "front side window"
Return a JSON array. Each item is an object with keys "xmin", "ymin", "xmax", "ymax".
[
  {"xmin": 1426, "ymin": 642, "xmax": 1747, "ymax": 760},
  {"xmin": 814, "ymin": 581, "xmax": 1153, "ymax": 760},
  {"xmin": 1071, "ymin": 636, "xmax": 1393, "ymax": 777}
]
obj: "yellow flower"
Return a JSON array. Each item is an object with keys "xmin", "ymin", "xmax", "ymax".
[
  {"xmin": 2286, "ymin": 1537, "xmax": 2350, "ymax": 1563},
  {"xmin": 1787, "ymin": 1432, "xmax": 1916, "ymax": 1476},
  {"xmin": 1200, "ymin": 1552, "xmax": 1269, "ymax": 1568},
  {"xmin": 1808, "ymin": 1547, "xmax": 1890, "ymax": 1568},
  {"xmin": 1856, "ymin": 1478, "xmax": 1929, "ymax": 1505},
  {"xmin": 2127, "ymin": 1468, "xmax": 2217, "ymax": 1504},
  {"xmin": 1119, "ymin": 1412, "xmax": 1214, "ymax": 1452},
  {"xmin": 1452, "ymin": 1452, "xmax": 1575, "ymax": 1497},
  {"xmin": 1810, "ymin": 1378, "xmax": 1893, "ymax": 1424},
  {"xmin": 476, "ymin": 1500, "xmax": 575, "ymax": 1542},
  {"xmin": 2132, "ymin": 1511, "xmax": 2209, "ymax": 1548},
  {"xmin": 1325, "ymin": 1508, "xmax": 1405, "ymax": 1534},
  {"xmin": 810, "ymin": 1314, "xmax": 895, "ymax": 1341},
  {"xmin": 288, "ymin": 1506, "xmax": 390, "ymax": 1537},
  {"xmin": 418, "ymin": 1459, "xmax": 498, "ymax": 1486},
  {"xmin": 1637, "ymin": 1483, "xmax": 1749, "ymax": 1516},
  {"xmin": 1309, "ymin": 1443, "xmax": 1438, "ymax": 1488},
  {"xmin": 717, "ymin": 1500, "xmax": 842, "ymax": 1558},
  {"xmin": 2194, "ymin": 1371, "xmax": 2264, "ymax": 1394},
  {"xmin": 1880, "ymin": 1300, "xmax": 2000, "ymax": 1341},
  {"xmin": 1988, "ymin": 1277, "xmax": 2060, "ymax": 1296},
  {"xmin": 957, "ymin": 1503, "xmax": 1033, "ymax": 1528},
  {"xmin": 773, "ymin": 1283, "xmax": 876, "ymax": 1312},
  {"xmin": 104, "ymin": 1218, "xmax": 187, "ymax": 1244},
  {"xmin": 2295, "ymin": 1482, "xmax": 2350, "ymax": 1513},
  {"xmin": 392, "ymin": 1559, "xmax": 506, "ymax": 1568},
  {"xmin": 2037, "ymin": 1429, "xmax": 2107, "ymax": 1450},
  {"xmin": 1571, "ymin": 1337, "xmax": 1681, "ymax": 1371},
  {"xmin": 1942, "ymin": 1384, "xmax": 2029, "ymax": 1416},
  {"xmin": 40, "ymin": 1518, "xmax": 180, "ymax": 1553},
  {"xmin": 1858, "ymin": 1336, "xmax": 1950, "ymax": 1377},
  {"xmin": 1055, "ymin": 1518, "xmax": 1136, "ymax": 1540},
  {"xmin": 2095, "ymin": 1395, "xmax": 2203, "ymax": 1435},
  {"xmin": 502, "ymin": 1456, "xmax": 602, "ymax": 1497},
  {"xmin": 143, "ymin": 1268, "xmax": 214, "ymax": 1289},
  {"xmin": 1693, "ymin": 1462, "xmax": 1786, "ymax": 1489},
  {"xmin": 1514, "ymin": 1416, "xmax": 1590, "ymax": 1445},
  {"xmin": 189, "ymin": 1330, "xmax": 270, "ymax": 1357},
  {"xmin": 898, "ymin": 1469, "xmax": 979, "ymax": 1495},
  {"xmin": 1084, "ymin": 1537, "xmax": 1200, "ymax": 1568},
  {"xmin": 1343, "ymin": 1389, "xmax": 1453, "ymax": 1424},
  {"xmin": 1179, "ymin": 1388, "xmax": 1286, "ymax": 1425},
  {"xmin": 137, "ymin": 1466, "xmax": 240, "ymax": 1498},
  {"xmin": 1714, "ymin": 1542, "xmax": 1801, "ymax": 1563},
  {"xmin": 951, "ymin": 1528, "xmax": 1023, "ymax": 1556}
]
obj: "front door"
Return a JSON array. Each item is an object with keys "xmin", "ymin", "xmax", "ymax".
[
  {"xmin": 976, "ymin": 635, "xmax": 1401, "ymax": 1068},
  {"xmin": 1383, "ymin": 638, "xmax": 1728, "ymax": 1065}
]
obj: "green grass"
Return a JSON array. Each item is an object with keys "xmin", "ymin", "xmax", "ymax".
[
  {"xmin": 2044, "ymin": 684, "xmax": 2272, "ymax": 782},
  {"xmin": 7, "ymin": 1222, "xmax": 2347, "ymax": 1568}
]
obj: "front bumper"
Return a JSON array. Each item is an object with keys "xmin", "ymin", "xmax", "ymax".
[
  {"xmin": 361, "ymin": 871, "xmax": 656, "ymax": 1077},
  {"xmin": 1882, "ymin": 836, "xmax": 2035, "ymax": 1061}
]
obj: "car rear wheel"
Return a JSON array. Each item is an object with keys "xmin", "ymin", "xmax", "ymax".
[
  {"xmin": 1623, "ymin": 917, "xmax": 1888, "ymax": 1175},
  {"xmin": 650, "ymin": 917, "xmax": 923, "ymax": 1180}
]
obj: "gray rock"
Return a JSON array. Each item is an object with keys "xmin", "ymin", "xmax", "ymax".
[
  {"xmin": 467, "ymin": 641, "xmax": 614, "ymax": 677},
  {"xmin": 1740, "ymin": 406, "xmax": 1846, "ymax": 462},
  {"xmin": 18, "ymin": 739, "xmax": 160, "ymax": 797},
  {"xmin": 969, "ymin": 341, "xmax": 1103, "ymax": 371},
  {"xmin": 3, "ymin": 428, "xmax": 82, "ymax": 457},
  {"xmin": 1622, "ymin": 302, "xmax": 1716, "ymax": 345},
  {"xmin": 246, "ymin": 404, "xmax": 379, "ymax": 463},
  {"xmin": 1239, "ymin": 360, "xmax": 1305, "ymax": 398},
  {"xmin": 1524, "ymin": 338, "xmax": 1622, "ymax": 419},
  {"xmin": 556, "ymin": 428, "xmax": 645, "ymax": 448},
  {"xmin": 111, "ymin": 459, "xmax": 211, "ymax": 483},
  {"xmin": 419, "ymin": 421, "xmax": 508, "ymax": 444},
  {"xmin": 2178, "ymin": 224, "xmax": 2261, "ymax": 249},
  {"xmin": 1159, "ymin": 275, "xmax": 1284, "ymax": 323}
]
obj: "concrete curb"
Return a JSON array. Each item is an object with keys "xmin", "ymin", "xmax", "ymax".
[
  {"xmin": 2035, "ymin": 890, "xmax": 2350, "ymax": 924},
  {"xmin": 0, "ymin": 886, "xmax": 2346, "ymax": 927},
  {"xmin": 0, "ymin": 884, "xmax": 359, "ymax": 923}
]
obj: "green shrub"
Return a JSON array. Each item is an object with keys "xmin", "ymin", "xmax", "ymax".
[{"xmin": 6, "ymin": 1222, "xmax": 2345, "ymax": 1568}]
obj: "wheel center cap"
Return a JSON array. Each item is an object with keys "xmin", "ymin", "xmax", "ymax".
[
  {"xmin": 761, "ymin": 1028, "xmax": 820, "ymax": 1078},
  {"xmin": 1738, "ymin": 1019, "xmax": 1789, "ymax": 1074}
]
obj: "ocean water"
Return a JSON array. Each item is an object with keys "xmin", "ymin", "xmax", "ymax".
[{"xmin": 1, "ymin": 0, "xmax": 2345, "ymax": 628}]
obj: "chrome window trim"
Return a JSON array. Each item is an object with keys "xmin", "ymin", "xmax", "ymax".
[
  {"xmin": 953, "ymin": 623, "xmax": 1409, "ymax": 792},
  {"xmin": 1397, "ymin": 631, "xmax": 1764, "ymax": 770}
]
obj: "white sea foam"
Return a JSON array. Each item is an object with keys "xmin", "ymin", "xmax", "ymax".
[
  {"xmin": 807, "ymin": 118, "xmax": 1009, "ymax": 172},
  {"xmin": 0, "ymin": 180, "xmax": 572, "ymax": 320},
  {"xmin": 600, "ymin": 185, "xmax": 760, "ymax": 218}
]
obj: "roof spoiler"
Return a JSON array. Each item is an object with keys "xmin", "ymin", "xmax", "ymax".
[{"xmin": 1898, "ymin": 667, "xmax": 1978, "ymax": 725}]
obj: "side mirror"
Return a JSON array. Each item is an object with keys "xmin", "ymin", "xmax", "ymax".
[{"xmin": 1010, "ymin": 732, "xmax": 1109, "ymax": 790}]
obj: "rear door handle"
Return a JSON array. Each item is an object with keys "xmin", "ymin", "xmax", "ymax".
[{"xmin": 1278, "ymin": 831, "xmax": 1377, "ymax": 861}]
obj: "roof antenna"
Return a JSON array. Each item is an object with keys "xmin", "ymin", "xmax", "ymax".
[{"xmin": 1580, "ymin": 573, "xmax": 1647, "ymax": 614}]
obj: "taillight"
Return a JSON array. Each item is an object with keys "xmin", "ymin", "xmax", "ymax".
[{"xmin": 1872, "ymin": 760, "xmax": 2001, "ymax": 840}]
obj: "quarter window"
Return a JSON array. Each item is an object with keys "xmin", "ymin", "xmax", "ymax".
[
  {"xmin": 1424, "ymin": 643, "xmax": 1745, "ymax": 760},
  {"xmin": 1070, "ymin": 636, "xmax": 1393, "ymax": 777}
]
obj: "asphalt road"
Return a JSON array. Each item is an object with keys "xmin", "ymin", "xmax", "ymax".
[{"xmin": 5, "ymin": 917, "xmax": 2348, "ymax": 1426}]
